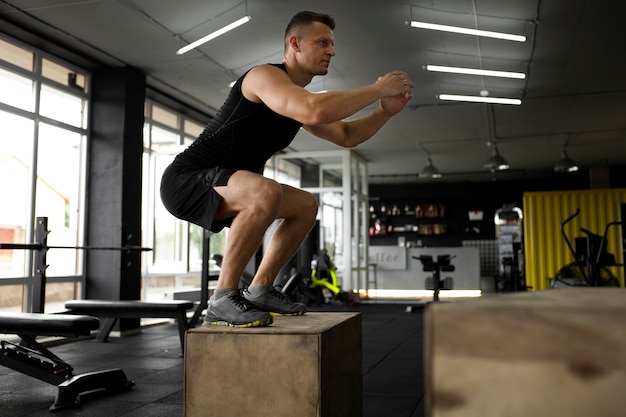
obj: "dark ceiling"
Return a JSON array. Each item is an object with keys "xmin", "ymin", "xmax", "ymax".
[{"xmin": 2, "ymin": 0, "xmax": 625, "ymax": 183}]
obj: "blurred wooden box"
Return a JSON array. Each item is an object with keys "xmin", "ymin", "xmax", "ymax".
[
  {"xmin": 185, "ymin": 312, "xmax": 362, "ymax": 417},
  {"xmin": 425, "ymin": 288, "xmax": 626, "ymax": 417}
]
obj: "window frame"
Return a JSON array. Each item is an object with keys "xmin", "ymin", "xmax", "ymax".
[{"xmin": 0, "ymin": 34, "xmax": 91, "ymax": 313}]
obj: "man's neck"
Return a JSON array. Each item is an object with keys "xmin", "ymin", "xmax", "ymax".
[{"xmin": 282, "ymin": 59, "xmax": 314, "ymax": 87}]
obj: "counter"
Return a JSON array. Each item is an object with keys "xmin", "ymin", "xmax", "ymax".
[{"xmin": 369, "ymin": 246, "xmax": 480, "ymax": 292}]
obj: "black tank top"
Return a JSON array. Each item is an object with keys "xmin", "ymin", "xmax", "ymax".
[{"xmin": 173, "ymin": 63, "xmax": 303, "ymax": 173}]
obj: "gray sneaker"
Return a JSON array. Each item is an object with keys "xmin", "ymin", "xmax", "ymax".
[
  {"xmin": 243, "ymin": 287, "xmax": 307, "ymax": 316},
  {"xmin": 204, "ymin": 290, "xmax": 273, "ymax": 328}
]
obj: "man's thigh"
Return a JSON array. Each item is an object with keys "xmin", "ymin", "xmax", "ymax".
[
  {"xmin": 214, "ymin": 171, "xmax": 316, "ymax": 221},
  {"xmin": 213, "ymin": 170, "xmax": 279, "ymax": 218}
]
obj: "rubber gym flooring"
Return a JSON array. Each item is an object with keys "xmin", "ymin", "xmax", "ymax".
[{"xmin": 0, "ymin": 302, "xmax": 425, "ymax": 417}]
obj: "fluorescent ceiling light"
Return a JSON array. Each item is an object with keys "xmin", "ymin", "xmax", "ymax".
[
  {"xmin": 177, "ymin": 15, "xmax": 252, "ymax": 55},
  {"xmin": 426, "ymin": 65, "xmax": 526, "ymax": 79},
  {"xmin": 408, "ymin": 21, "xmax": 526, "ymax": 42},
  {"xmin": 439, "ymin": 94, "xmax": 522, "ymax": 105}
]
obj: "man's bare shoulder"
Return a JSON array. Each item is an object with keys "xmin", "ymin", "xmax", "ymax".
[
  {"xmin": 243, "ymin": 64, "xmax": 292, "ymax": 102},
  {"xmin": 246, "ymin": 64, "xmax": 288, "ymax": 81}
]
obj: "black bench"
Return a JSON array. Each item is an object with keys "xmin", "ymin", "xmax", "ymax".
[
  {"xmin": 64, "ymin": 300, "xmax": 194, "ymax": 353},
  {"xmin": 0, "ymin": 311, "xmax": 99, "ymax": 338},
  {"xmin": 0, "ymin": 312, "xmax": 132, "ymax": 411}
]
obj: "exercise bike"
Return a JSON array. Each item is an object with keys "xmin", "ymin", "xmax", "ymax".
[
  {"xmin": 551, "ymin": 209, "xmax": 622, "ymax": 287},
  {"xmin": 277, "ymin": 249, "xmax": 351, "ymax": 306}
]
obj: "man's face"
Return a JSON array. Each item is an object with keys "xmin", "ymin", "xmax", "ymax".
[{"xmin": 297, "ymin": 22, "xmax": 336, "ymax": 76}]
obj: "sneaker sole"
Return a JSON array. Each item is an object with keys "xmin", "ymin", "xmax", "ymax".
[
  {"xmin": 203, "ymin": 316, "xmax": 273, "ymax": 328},
  {"xmin": 269, "ymin": 310, "xmax": 307, "ymax": 317}
]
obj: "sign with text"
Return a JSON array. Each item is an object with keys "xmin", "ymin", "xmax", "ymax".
[{"xmin": 369, "ymin": 246, "xmax": 407, "ymax": 270}]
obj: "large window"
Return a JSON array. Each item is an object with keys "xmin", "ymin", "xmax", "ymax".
[
  {"xmin": 142, "ymin": 101, "xmax": 227, "ymax": 300},
  {"xmin": 0, "ymin": 36, "xmax": 90, "ymax": 312}
]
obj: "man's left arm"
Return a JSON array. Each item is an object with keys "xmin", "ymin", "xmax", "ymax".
[{"xmin": 303, "ymin": 91, "xmax": 412, "ymax": 148}]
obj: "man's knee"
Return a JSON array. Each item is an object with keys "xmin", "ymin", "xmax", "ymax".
[{"xmin": 254, "ymin": 179, "xmax": 283, "ymax": 214}]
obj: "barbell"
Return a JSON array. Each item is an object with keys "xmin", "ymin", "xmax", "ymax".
[{"xmin": 0, "ymin": 243, "xmax": 152, "ymax": 252}]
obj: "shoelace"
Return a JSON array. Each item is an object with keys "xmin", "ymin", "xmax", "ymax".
[
  {"xmin": 228, "ymin": 289, "xmax": 253, "ymax": 311},
  {"xmin": 267, "ymin": 288, "xmax": 291, "ymax": 302}
]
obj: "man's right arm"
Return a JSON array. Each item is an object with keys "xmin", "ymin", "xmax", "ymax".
[{"xmin": 242, "ymin": 65, "xmax": 412, "ymax": 126}]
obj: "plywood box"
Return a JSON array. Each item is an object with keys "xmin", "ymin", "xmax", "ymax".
[
  {"xmin": 425, "ymin": 288, "xmax": 626, "ymax": 417},
  {"xmin": 185, "ymin": 312, "xmax": 362, "ymax": 417}
]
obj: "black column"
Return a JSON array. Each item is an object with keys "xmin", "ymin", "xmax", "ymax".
[{"xmin": 87, "ymin": 67, "xmax": 145, "ymax": 333}]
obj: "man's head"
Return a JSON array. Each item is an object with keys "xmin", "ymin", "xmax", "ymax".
[
  {"xmin": 284, "ymin": 11, "xmax": 336, "ymax": 52},
  {"xmin": 284, "ymin": 11, "xmax": 336, "ymax": 76}
]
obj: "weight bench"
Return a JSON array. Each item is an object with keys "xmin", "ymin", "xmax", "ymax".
[
  {"xmin": 64, "ymin": 300, "xmax": 194, "ymax": 353},
  {"xmin": 0, "ymin": 312, "xmax": 133, "ymax": 412}
]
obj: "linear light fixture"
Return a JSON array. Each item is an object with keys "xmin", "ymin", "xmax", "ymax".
[
  {"xmin": 177, "ymin": 15, "xmax": 252, "ymax": 55},
  {"xmin": 407, "ymin": 20, "xmax": 526, "ymax": 42},
  {"xmin": 439, "ymin": 94, "xmax": 522, "ymax": 105},
  {"xmin": 426, "ymin": 65, "xmax": 526, "ymax": 79}
]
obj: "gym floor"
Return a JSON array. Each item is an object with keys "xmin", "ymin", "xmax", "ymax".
[{"xmin": 0, "ymin": 302, "xmax": 425, "ymax": 417}]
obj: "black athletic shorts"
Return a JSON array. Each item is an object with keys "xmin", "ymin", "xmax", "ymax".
[{"xmin": 160, "ymin": 162, "xmax": 237, "ymax": 232}]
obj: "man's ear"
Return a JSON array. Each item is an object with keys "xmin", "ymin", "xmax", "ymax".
[{"xmin": 289, "ymin": 35, "xmax": 300, "ymax": 52}]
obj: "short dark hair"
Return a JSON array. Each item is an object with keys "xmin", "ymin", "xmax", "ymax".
[{"xmin": 285, "ymin": 11, "xmax": 336, "ymax": 39}]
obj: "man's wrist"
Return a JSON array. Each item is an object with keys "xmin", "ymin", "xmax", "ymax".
[{"xmin": 376, "ymin": 105, "xmax": 393, "ymax": 119}]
